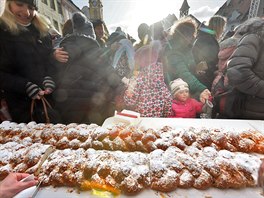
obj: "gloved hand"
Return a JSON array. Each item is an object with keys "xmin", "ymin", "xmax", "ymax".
[
  {"xmin": 26, "ymin": 82, "xmax": 44, "ymax": 99},
  {"xmin": 43, "ymin": 76, "xmax": 56, "ymax": 94}
]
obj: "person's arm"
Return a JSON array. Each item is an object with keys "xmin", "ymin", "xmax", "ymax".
[
  {"xmin": 0, "ymin": 173, "xmax": 38, "ymax": 198},
  {"xmin": 199, "ymin": 89, "xmax": 211, "ymax": 104},
  {"xmin": 192, "ymin": 98, "xmax": 204, "ymax": 113},
  {"xmin": 165, "ymin": 49, "xmax": 207, "ymax": 94},
  {"xmin": 227, "ymin": 34, "xmax": 264, "ymax": 98}
]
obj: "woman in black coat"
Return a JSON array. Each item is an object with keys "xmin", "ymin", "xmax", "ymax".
[
  {"xmin": 192, "ymin": 16, "xmax": 226, "ymax": 89},
  {"xmin": 226, "ymin": 17, "xmax": 264, "ymax": 119},
  {"xmin": 0, "ymin": 0, "xmax": 59, "ymax": 123}
]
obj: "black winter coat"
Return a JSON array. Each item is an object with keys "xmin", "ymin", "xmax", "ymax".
[
  {"xmin": 0, "ymin": 23, "xmax": 56, "ymax": 123},
  {"xmin": 54, "ymin": 34, "xmax": 122, "ymax": 125},
  {"xmin": 192, "ymin": 29, "xmax": 219, "ymax": 89},
  {"xmin": 227, "ymin": 34, "xmax": 264, "ymax": 119}
]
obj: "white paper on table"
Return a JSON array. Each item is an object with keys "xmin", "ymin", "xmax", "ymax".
[
  {"xmin": 102, "ymin": 109, "xmax": 141, "ymax": 128},
  {"xmin": 13, "ymin": 186, "xmax": 36, "ymax": 198}
]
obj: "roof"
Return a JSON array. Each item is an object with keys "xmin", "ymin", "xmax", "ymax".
[
  {"xmin": 162, "ymin": 14, "xmax": 178, "ymax": 30},
  {"xmin": 68, "ymin": 0, "xmax": 82, "ymax": 11},
  {"xmin": 180, "ymin": 0, "xmax": 190, "ymax": 11},
  {"xmin": 188, "ymin": 14, "xmax": 202, "ymax": 27},
  {"xmin": 150, "ymin": 14, "xmax": 178, "ymax": 32}
]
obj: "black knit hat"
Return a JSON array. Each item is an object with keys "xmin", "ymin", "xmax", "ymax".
[
  {"xmin": 7, "ymin": 0, "xmax": 37, "ymax": 9},
  {"xmin": 107, "ymin": 31, "xmax": 126, "ymax": 46},
  {"xmin": 72, "ymin": 12, "xmax": 96, "ymax": 39}
]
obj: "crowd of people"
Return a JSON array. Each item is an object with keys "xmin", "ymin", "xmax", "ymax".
[
  {"xmin": 0, "ymin": 0, "xmax": 264, "ymax": 197},
  {"xmin": 0, "ymin": 0, "xmax": 264, "ymax": 126}
]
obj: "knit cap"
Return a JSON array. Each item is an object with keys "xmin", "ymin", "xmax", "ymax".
[
  {"xmin": 7, "ymin": 0, "xmax": 37, "ymax": 9},
  {"xmin": 71, "ymin": 12, "xmax": 96, "ymax": 39},
  {"xmin": 170, "ymin": 78, "xmax": 189, "ymax": 95}
]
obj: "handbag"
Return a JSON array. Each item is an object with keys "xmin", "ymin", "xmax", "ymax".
[{"xmin": 30, "ymin": 96, "xmax": 61, "ymax": 124}]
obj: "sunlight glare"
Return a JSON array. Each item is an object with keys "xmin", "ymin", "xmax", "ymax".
[{"xmin": 134, "ymin": 0, "xmax": 173, "ymax": 23}]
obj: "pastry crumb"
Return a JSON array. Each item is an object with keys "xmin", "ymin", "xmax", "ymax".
[{"xmin": 67, "ymin": 188, "xmax": 74, "ymax": 193}]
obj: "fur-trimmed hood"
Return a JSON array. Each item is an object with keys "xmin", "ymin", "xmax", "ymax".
[
  {"xmin": 219, "ymin": 37, "xmax": 239, "ymax": 50},
  {"xmin": 235, "ymin": 17, "xmax": 264, "ymax": 38}
]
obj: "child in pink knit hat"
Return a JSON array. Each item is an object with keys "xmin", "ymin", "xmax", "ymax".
[{"xmin": 169, "ymin": 78, "xmax": 204, "ymax": 118}]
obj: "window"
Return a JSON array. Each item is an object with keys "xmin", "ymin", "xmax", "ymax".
[
  {"xmin": 41, "ymin": 0, "xmax": 47, "ymax": 5},
  {"xmin": 53, "ymin": 20, "xmax": 59, "ymax": 31},
  {"xmin": 50, "ymin": 0, "xmax": 56, "ymax": 10},
  {"xmin": 57, "ymin": 1, "xmax": 63, "ymax": 15}
]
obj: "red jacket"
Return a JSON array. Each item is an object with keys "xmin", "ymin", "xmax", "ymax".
[{"xmin": 170, "ymin": 98, "xmax": 203, "ymax": 118}]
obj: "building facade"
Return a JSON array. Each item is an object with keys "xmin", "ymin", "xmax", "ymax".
[
  {"xmin": 37, "ymin": 0, "xmax": 80, "ymax": 33},
  {"xmin": 180, "ymin": 0, "xmax": 190, "ymax": 18},
  {"xmin": 216, "ymin": 0, "xmax": 264, "ymax": 32},
  {"xmin": 89, "ymin": 0, "xmax": 103, "ymax": 20}
]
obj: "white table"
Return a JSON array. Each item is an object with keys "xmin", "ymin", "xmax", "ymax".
[{"xmin": 16, "ymin": 118, "xmax": 264, "ymax": 198}]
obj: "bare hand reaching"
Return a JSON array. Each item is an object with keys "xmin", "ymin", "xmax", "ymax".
[
  {"xmin": 199, "ymin": 89, "xmax": 211, "ymax": 104},
  {"xmin": 53, "ymin": 47, "xmax": 69, "ymax": 63},
  {"xmin": 0, "ymin": 173, "xmax": 38, "ymax": 198}
]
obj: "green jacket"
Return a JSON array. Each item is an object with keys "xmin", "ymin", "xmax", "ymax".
[{"xmin": 164, "ymin": 38, "xmax": 207, "ymax": 96}]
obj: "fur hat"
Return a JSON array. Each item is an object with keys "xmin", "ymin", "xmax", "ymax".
[
  {"xmin": 71, "ymin": 12, "xmax": 96, "ymax": 39},
  {"xmin": 7, "ymin": 0, "xmax": 37, "ymax": 9},
  {"xmin": 234, "ymin": 17, "xmax": 264, "ymax": 38},
  {"xmin": 170, "ymin": 78, "xmax": 189, "ymax": 95}
]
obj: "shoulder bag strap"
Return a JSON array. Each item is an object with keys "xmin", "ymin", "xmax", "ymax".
[{"xmin": 31, "ymin": 97, "xmax": 52, "ymax": 123}]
